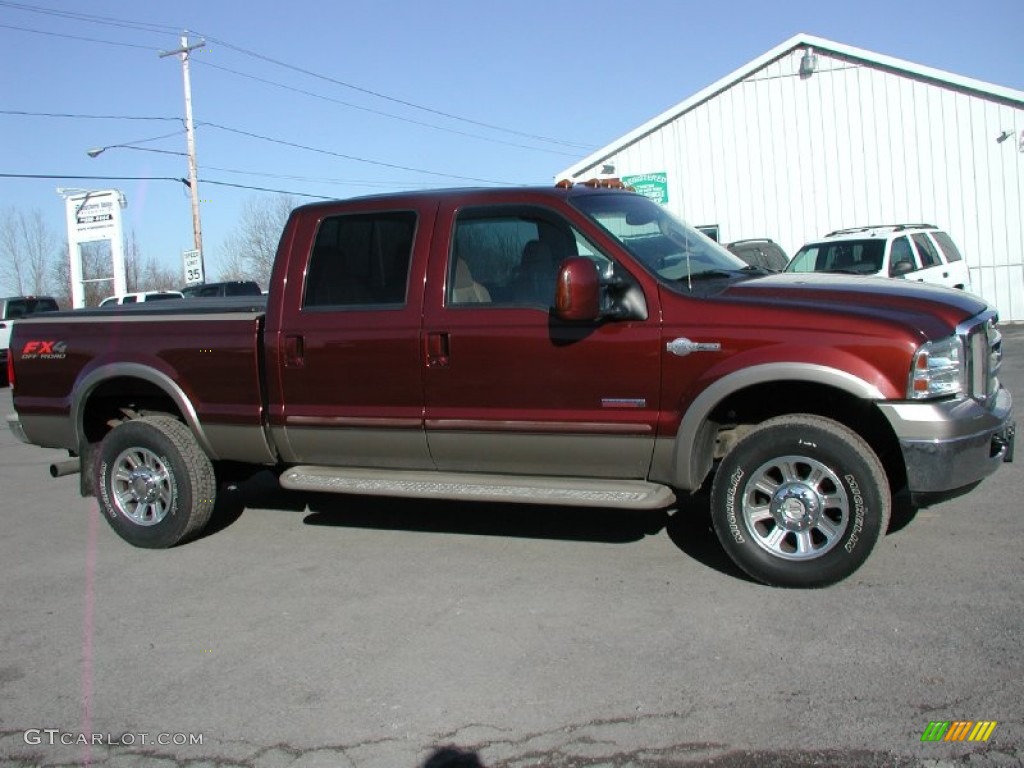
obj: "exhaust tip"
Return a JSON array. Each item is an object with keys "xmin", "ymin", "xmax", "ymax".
[{"xmin": 49, "ymin": 459, "xmax": 81, "ymax": 478}]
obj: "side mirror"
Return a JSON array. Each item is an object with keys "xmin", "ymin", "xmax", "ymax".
[
  {"xmin": 890, "ymin": 260, "xmax": 914, "ymax": 277},
  {"xmin": 554, "ymin": 257, "xmax": 601, "ymax": 321}
]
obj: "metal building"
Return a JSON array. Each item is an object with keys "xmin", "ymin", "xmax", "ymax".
[{"xmin": 557, "ymin": 34, "xmax": 1024, "ymax": 322}]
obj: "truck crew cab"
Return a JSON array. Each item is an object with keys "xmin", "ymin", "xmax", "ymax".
[{"xmin": 6, "ymin": 182, "xmax": 1014, "ymax": 587}]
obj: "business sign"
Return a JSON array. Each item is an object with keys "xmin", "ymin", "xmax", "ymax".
[
  {"xmin": 183, "ymin": 249, "xmax": 204, "ymax": 285},
  {"xmin": 622, "ymin": 172, "xmax": 669, "ymax": 204},
  {"xmin": 73, "ymin": 196, "xmax": 118, "ymax": 237},
  {"xmin": 61, "ymin": 189, "xmax": 128, "ymax": 309}
]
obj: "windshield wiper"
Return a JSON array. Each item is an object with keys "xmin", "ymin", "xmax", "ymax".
[{"xmin": 684, "ymin": 269, "xmax": 740, "ymax": 280}]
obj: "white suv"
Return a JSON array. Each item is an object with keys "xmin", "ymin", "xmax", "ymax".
[{"xmin": 785, "ymin": 224, "xmax": 972, "ymax": 291}]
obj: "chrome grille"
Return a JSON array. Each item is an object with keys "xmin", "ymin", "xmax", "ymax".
[{"xmin": 958, "ymin": 311, "xmax": 1001, "ymax": 403}]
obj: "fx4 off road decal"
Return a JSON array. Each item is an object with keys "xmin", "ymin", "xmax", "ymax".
[{"xmin": 20, "ymin": 340, "xmax": 68, "ymax": 360}]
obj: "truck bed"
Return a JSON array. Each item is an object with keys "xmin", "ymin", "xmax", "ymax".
[{"xmin": 10, "ymin": 296, "xmax": 271, "ymax": 463}]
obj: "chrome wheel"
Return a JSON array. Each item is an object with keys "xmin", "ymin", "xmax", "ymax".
[
  {"xmin": 741, "ymin": 455, "xmax": 849, "ymax": 561},
  {"xmin": 110, "ymin": 446, "xmax": 174, "ymax": 526}
]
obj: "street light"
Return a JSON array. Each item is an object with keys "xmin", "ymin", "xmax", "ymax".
[{"xmin": 87, "ymin": 145, "xmax": 188, "ymax": 159}]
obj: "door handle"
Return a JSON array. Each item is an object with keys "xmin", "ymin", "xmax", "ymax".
[
  {"xmin": 425, "ymin": 332, "xmax": 450, "ymax": 368},
  {"xmin": 285, "ymin": 334, "xmax": 305, "ymax": 368}
]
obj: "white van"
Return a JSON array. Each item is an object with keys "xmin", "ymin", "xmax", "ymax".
[{"xmin": 98, "ymin": 291, "xmax": 184, "ymax": 307}]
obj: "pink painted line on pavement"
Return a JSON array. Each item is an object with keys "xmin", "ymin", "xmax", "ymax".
[{"xmin": 80, "ymin": 503, "xmax": 98, "ymax": 767}]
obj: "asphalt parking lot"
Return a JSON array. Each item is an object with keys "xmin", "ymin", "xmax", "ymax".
[{"xmin": 0, "ymin": 327, "xmax": 1021, "ymax": 768}]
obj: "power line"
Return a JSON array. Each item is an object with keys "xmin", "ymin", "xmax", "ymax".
[
  {"xmin": 196, "ymin": 32, "xmax": 595, "ymax": 151},
  {"xmin": 0, "ymin": 109, "xmax": 181, "ymax": 122},
  {"xmin": 0, "ymin": 0, "xmax": 177, "ymax": 35},
  {"xmin": 0, "ymin": 0, "xmax": 594, "ymax": 151},
  {"xmin": 200, "ymin": 122, "xmax": 518, "ymax": 185},
  {"xmin": 0, "ymin": 172, "xmax": 335, "ymax": 199},
  {"xmin": 0, "ymin": 22, "xmax": 157, "ymax": 49},
  {"xmin": 195, "ymin": 60, "xmax": 583, "ymax": 157},
  {"xmin": 2, "ymin": 109, "xmax": 522, "ymax": 185},
  {"xmin": 3, "ymin": 109, "xmax": 521, "ymax": 185},
  {"xmin": 199, "ymin": 179, "xmax": 332, "ymax": 199},
  {"xmin": 198, "ymin": 165, "xmax": 454, "ymax": 190}
]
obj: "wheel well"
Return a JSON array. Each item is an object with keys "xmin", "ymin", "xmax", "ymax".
[
  {"xmin": 706, "ymin": 380, "xmax": 907, "ymax": 493},
  {"xmin": 81, "ymin": 376, "xmax": 184, "ymax": 445}
]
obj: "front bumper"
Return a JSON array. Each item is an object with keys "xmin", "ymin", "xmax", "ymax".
[{"xmin": 877, "ymin": 387, "xmax": 1014, "ymax": 496}]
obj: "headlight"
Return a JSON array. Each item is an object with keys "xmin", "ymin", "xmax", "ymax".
[{"xmin": 908, "ymin": 336, "xmax": 962, "ymax": 399}]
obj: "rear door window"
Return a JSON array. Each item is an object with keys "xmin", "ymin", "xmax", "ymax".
[
  {"xmin": 911, "ymin": 234, "xmax": 942, "ymax": 267},
  {"xmin": 931, "ymin": 231, "xmax": 964, "ymax": 262},
  {"xmin": 303, "ymin": 211, "xmax": 416, "ymax": 308}
]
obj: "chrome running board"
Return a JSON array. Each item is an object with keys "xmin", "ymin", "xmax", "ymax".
[{"xmin": 279, "ymin": 466, "xmax": 675, "ymax": 510}]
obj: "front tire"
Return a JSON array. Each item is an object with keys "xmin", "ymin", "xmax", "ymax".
[
  {"xmin": 95, "ymin": 416, "xmax": 216, "ymax": 548},
  {"xmin": 710, "ymin": 414, "xmax": 890, "ymax": 588}
]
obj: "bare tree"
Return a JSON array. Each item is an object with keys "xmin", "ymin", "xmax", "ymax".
[
  {"xmin": 49, "ymin": 233, "xmax": 178, "ymax": 307},
  {"xmin": 217, "ymin": 195, "xmax": 294, "ymax": 288},
  {"xmin": 50, "ymin": 244, "xmax": 72, "ymax": 309},
  {"xmin": 134, "ymin": 255, "xmax": 179, "ymax": 293},
  {"xmin": 124, "ymin": 229, "xmax": 141, "ymax": 293},
  {"xmin": 0, "ymin": 207, "xmax": 60, "ymax": 296},
  {"xmin": 50, "ymin": 241, "xmax": 115, "ymax": 308}
]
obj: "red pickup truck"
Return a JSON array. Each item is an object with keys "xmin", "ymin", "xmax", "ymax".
[{"xmin": 6, "ymin": 182, "xmax": 1015, "ymax": 587}]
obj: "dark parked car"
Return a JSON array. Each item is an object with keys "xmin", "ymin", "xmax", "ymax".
[
  {"xmin": 726, "ymin": 239, "xmax": 789, "ymax": 272},
  {"xmin": 181, "ymin": 280, "xmax": 262, "ymax": 298}
]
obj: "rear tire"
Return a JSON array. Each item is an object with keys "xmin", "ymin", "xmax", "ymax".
[
  {"xmin": 710, "ymin": 414, "xmax": 890, "ymax": 588},
  {"xmin": 95, "ymin": 416, "xmax": 216, "ymax": 548}
]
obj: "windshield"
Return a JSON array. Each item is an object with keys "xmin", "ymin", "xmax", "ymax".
[
  {"xmin": 570, "ymin": 193, "xmax": 747, "ymax": 285},
  {"xmin": 787, "ymin": 240, "xmax": 885, "ymax": 275}
]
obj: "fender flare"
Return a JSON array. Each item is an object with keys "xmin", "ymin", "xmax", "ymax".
[
  {"xmin": 663, "ymin": 362, "xmax": 885, "ymax": 490},
  {"xmin": 71, "ymin": 362, "xmax": 217, "ymax": 459}
]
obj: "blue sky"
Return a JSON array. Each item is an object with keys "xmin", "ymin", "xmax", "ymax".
[{"xmin": 2, "ymin": 0, "xmax": 1022, "ymax": 292}]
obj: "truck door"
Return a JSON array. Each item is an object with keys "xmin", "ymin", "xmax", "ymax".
[
  {"xmin": 268, "ymin": 201, "xmax": 434, "ymax": 469},
  {"xmin": 421, "ymin": 199, "xmax": 662, "ymax": 479}
]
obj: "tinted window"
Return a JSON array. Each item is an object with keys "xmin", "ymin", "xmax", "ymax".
[
  {"xmin": 912, "ymin": 233, "xmax": 942, "ymax": 267},
  {"xmin": 123, "ymin": 296, "xmax": 137, "ymax": 303},
  {"xmin": 448, "ymin": 206, "xmax": 611, "ymax": 309},
  {"xmin": 4, "ymin": 297, "xmax": 58, "ymax": 319},
  {"xmin": 788, "ymin": 241, "xmax": 883, "ymax": 274},
  {"xmin": 225, "ymin": 282, "xmax": 261, "ymax": 296},
  {"xmin": 303, "ymin": 211, "xmax": 416, "ymax": 308},
  {"xmin": 931, "ymin": 231, "xmax": 964, "ymax": 262},
  {"xmin": 730, "ymin": 242, "xmax": 788, "ymax": 271},
  {"xmin": 889, "ymin": 237, "xmax": 917, "ymax": 275},
  {"xmin": 762, "ymin": 243, "xmax": 789, "ymax": 271},
  {"xmin": 146, "ymin": 293, "xmax": 181, "ymax": 301}
]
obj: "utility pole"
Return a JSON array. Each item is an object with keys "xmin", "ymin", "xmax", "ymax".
[{"xmin": 160, "ymin": 34, "xmax": 206, "ymax": 278}]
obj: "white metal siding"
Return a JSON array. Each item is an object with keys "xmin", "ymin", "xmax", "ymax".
[{"xmin": 589, "ymin": 48, "xmax": 1024, "ymax": 321}]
